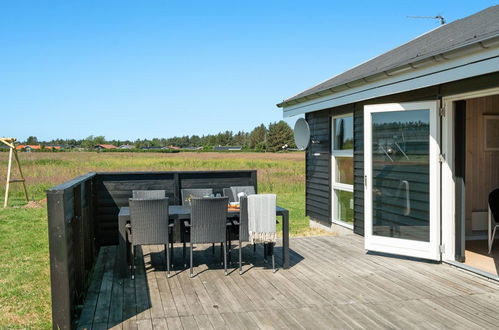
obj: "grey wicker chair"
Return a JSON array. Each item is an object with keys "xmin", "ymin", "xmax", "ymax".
[
  {"xmin": 238, "ymin": 194, "xmax": 277, "ymax": 274},
  {"xmin": 132, "ymin": 190, "xmax": 166, "ymax": 199},
  {"xmin": 127, "ymin": 197, "xmax": 173, "ymax": 279},
  {"xmin": 223, "ymin": 188, "xmax": 236, "ymax": 203},
  {"xmin": 131, "ymin": 190, "xmax": 176, "ymax": 267},
  {"xmin": 181, "ymin": 188, "xmax": 215, "ymax": 256},
  {"xmin": 184, "ymin": 197, "xmax": 229, "ymax": 277},
  {"xmin": 230, "ymin": 186, "xmax": 256, "ymax": 202},
  {"xmin": 181, "ymin": 188, "xmax": 213, "ymax": 205}
]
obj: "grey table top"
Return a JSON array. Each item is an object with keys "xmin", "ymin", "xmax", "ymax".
[{"xmin": 119, "ymin": 205, "xmax": 288, "ymax": 219}]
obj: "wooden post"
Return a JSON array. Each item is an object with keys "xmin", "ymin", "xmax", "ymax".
[
  {"xmin": 4, "ymin": 147, "xmax": 13, "ymax": 208},
  {"xmin": 1, "ymin": 137, "xmax": 29, "ymax": 207},
  {"xmin": 13, "ymin": 150, "xmax": 29, "ymax": 203}
]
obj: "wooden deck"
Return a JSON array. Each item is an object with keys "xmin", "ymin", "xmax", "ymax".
[{"xmin": 77, "ymin": 235, "xmax": 499, "ymax": 329}]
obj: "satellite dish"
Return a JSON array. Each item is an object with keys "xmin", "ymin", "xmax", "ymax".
[{"xmin": 294, "ymin": 118, "xmax": 310, "ymax": 150}]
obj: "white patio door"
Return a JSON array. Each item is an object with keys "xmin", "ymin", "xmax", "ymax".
[{"xmin": 364, "ymin": 101, "xmax": 441, "ymax": 261}]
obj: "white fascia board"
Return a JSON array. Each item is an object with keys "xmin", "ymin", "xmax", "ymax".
[{"xmin": 282, "ymin": 47, "xmax": 499, "ymax": 117}]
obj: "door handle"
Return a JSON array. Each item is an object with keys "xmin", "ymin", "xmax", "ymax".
[{"xmin": 401, "ymin": 180, "xmax": 410, "ymax": 216}]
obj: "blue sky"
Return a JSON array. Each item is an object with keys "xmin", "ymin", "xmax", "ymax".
[{"xmin": 0, "ymin": 1, "xmax": 495, "ymax": 141}]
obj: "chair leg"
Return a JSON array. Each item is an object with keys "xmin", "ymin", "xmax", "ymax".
[
  {"xmin": 166, "ymin": 244, "xmax": 171, "ymax": 278},
  {"xmin": 183, "ymin": 242, "xmax": 186, "ymax": 267},
  {"xmin": 127, "ymin": 240, "xmax": 131, "ymax": 269},
  {"xmin": 190, "ymin": 242, "xmax": 194, "ymax": 278},
  {"xmin": 212, "ymin": 243, "xmax": 215, "ymax": 254},
  {"xmin": 170, "ymin": 240, "xmax": 174, "ymax": 267},
  {"xmin": 127, "ymin": 232, "xmax": 132, "ymax": 269},
  {"xmin": 182, "ymin": 228, "xmax": 188, "ymax": 267},
  {"xmin": 131, "ymin": 245, "xmax": 135, "ymax": 280},
  {"xmin": 223, "ymin": 241, "xmax": 228, "ymax": 276},
  {"xmin": 263, "ymin": 243, "xmax": 268, "ymax": 263},
  {"xmin": 490, "ymin": 225, "xmax": 498, "ymax": 254},
  {"xmin": 220, "ymin": 243, "xmax": 224, "ymax": 265},
  {"xmin": 126, "ymin": 240, "xmax": 130, "ymax": 269},
  {"xmin": 164, "ymin": 244, "xmax": 168, "ymax": 270},
  {"xmin": 270, "ymin": 243, "xmax": 276, "ymax": 273},
  {"xmin": 253, "ymin": 243, "xmax": 256, "ymax": 254},
  {"xmin": 239, "ymin": 240, "xmax": 243, "ymax": 275},
  {"xmin": 228, "ymin": 229, "xmax": 232, "ymax": 264}
]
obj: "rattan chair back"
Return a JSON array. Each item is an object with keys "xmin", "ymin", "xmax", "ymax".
[
  {"xmin": 132, "ymin": 190, "xmax": 166, "ymax": 199},
  {"xmin": 230, "ymin": 186, "xmax": 256, "ymax": 202},
  {"xmin": 129, "ymin": 197, "xmax": 170, "ymax": 245},
  {"xmin": 190, "ymin": 197, "xmax": 228, "ymax": 244}
]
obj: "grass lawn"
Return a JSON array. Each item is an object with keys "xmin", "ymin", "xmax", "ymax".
[
  {"xmin": 0, "ymin": 151, "xmax": 325, "ymax": 328},
  {"xmin": 0, "ymin": 208, "xmax": 51, "ymax": 329}
]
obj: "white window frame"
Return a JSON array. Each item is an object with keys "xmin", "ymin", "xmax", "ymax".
[{"xmin": 331, "ymin": 113, "xmax": 354, "ymax": 229}]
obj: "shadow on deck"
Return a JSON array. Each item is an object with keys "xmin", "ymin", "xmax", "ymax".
[{"xmin": 77, "ymin": 235, "xmax": 499, "ymax": 329}]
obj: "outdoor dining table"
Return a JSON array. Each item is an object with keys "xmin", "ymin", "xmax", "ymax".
[{"xmin": 118, "ymin": 204, "xmax": 290, "ymax": 277}]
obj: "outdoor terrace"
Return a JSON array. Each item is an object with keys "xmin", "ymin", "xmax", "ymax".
[{"xmin": 77, "ymin": 235, "xmax": 499, "ymax": 330}]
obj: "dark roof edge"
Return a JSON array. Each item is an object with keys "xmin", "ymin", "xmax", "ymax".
[{"xmin": 277, "ymin": 34, "xmax": 499, "ymax": 109}]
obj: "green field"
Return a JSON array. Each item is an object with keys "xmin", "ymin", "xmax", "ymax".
[{"xmin": 0, "ymin": 151, "xmax": 323, "ymax": 328}]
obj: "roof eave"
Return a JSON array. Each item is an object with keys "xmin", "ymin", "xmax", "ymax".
[{"xmin": 276, "ymin": 35, "xmax": 499, "ymax": 109}]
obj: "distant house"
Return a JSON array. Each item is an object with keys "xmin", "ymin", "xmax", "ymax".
[
  {"xmin": 119, "ymin": 145, "xmax": 134, "ymax": 149},
  {"xmin": 94, "ymin": 144, "xmax": 118, "ymax": 150},
  {"xmin": 16, "ymin": 144, "xmax": 61, "ymax": 152},
  {"xmin": 46, "ymin": 145, "xmax": 62, "ymax": 150},
  {"xmin": 213, "ymin": 146, "xmax": 242, "ymax": 151},
  {"xmin": 180, "ymin": 146, "xmax": 203, "ymax": 151},
  {"xmin": 140, "ymin": 146, "xmax": 162, "ymax": 150},
  {"xmin": 166, "ymin": 145, "xmax": 181, "ymax": 150}
]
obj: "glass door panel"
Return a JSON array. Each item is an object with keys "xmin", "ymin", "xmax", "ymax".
[
  {"xmin": 372, "ymin": 110, "xmax": 430, "ymax": 242},
  {"xmin": 364, "ymin": 102, "xmax": 440, "ymax": 261}
]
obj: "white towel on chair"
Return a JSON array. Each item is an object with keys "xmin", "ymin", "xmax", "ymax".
[{"xmin": 248, "ymin": 194, "xmax": 277, "ymax": 244}]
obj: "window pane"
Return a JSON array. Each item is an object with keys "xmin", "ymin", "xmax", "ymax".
[
  {"xmin": 335, "ymin": 190, "xmax": 353, "ymax": 223},
  {"xmin": 334, "ymin": 116, "xmax": 353, "ymax": 150},
  {"xmin": 336, "ymin": 157, "xmax": 353, "ymax": 185}
]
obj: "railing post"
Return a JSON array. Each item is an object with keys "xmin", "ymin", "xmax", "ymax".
[{"xmin": 47, "ymin": 190, "xmax": 72, "ymax": 330}]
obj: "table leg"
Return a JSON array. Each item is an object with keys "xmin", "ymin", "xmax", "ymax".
[
  {"xmin": 174, "ymin": 219, "xmax": 182, "ymax": 242},
  {"xmin": 282, "ymin": 211, "xmax": 289, "ymax": 269}
]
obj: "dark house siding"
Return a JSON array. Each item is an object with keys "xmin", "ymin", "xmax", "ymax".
[
  {"xmin": 305, "ymin": 111, "xmax": 331, "ymax": 223},
  {"xmin": 353, "ymin": 104, "xmax": 365, "ymax": 236},
  {"xmin": 304, "ymin": 72, "xmax": 499, "ymax": 237}
]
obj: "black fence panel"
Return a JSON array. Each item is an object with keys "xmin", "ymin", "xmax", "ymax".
[{"xmin": 47, "ymin": 173, "xmax": 97, "ymax": 330}]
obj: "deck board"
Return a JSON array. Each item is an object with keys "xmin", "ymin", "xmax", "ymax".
[{"xmin": 76, "ymin": 235, "xmax": 499, "ymax": 329}]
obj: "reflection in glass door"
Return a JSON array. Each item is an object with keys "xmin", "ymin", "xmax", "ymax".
[
  {"xmin": 364, "ymin": 102, "xmax": 440, "ymax": 261},
  {"xmin": 372, "ymin": 110, "xmax": 430, "ymax": 241}
]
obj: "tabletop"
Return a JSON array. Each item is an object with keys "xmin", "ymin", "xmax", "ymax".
[{"xmin": 119, "ymin": 205, "xmax": 288, "ymax": 219}]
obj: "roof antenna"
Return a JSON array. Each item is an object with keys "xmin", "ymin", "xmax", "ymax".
[{"xmin": 407, "ymin": 15, "xmax": 446, "ymax": 25}]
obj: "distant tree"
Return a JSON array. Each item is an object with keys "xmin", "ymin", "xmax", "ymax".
[
  {"xmin": 190, "ymin": 135, "xmax": 201, "ymax": 146},
  {"xmin": 26, "ymin": 136, "xmax": 38, "ymax": 145},
  {"xmin": 81, "ymin": 135, "xmax": 106, "ymax": 149},
  {"xmin": 249, "ymin": 124, "xmax": 267, "ymax": 150},
  {"xmin": 233, "ymin": 131, "xmax": 249, "ymax": 147},
  {"xmin": 94, "ymin": 135, "xmax": 106, "ymax": 145},
  {"xmin": 267, "ymin": 121, "xmax": 296, "ymax": 152}
]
